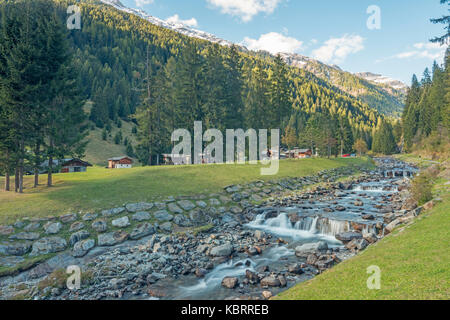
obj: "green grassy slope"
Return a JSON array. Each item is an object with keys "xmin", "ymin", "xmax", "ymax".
[
  {"xmin": 275, "ymin": 180, "xmax": 450, "ymax": 300},
  {"xmin": 0, "ymin": 158, "xmax": 370, "ymax": 224}
]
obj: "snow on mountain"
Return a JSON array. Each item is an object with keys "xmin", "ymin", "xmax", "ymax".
[
  {"xmin": 99, "ymin": 1, "xmax": 407, "ymax": 96},
  {"xmin": 99, "ymin": 0, "xmax": 234, "ymax": 47},
  {"xmin": 355, "ymin": 72, "xmax": 408, "ymax": 92}
]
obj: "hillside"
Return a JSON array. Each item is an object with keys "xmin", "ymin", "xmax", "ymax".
[
  {"xmin": 275, "ymin": 170, "xmax": 449, "ymax": 300},
  {"xmin": 280, "ymin": 53, "xmax": 406, "ymax": 117},
  {"xmin": 99, "ymin": 0, "xmax": 405, "ymax": 118}
]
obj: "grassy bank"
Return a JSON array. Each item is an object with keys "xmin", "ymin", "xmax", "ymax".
[
  {"xmin": 0, "ymin": 157, "xmax": 371, "ymax": 224},
  {"xmin": 275, "ymin": 171, "xmax": 450, "ymax": 300}
]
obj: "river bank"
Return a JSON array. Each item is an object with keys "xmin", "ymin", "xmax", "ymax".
[{"xmin": 0, "ymin": 158, "xmax": 421, "ymax": 300}]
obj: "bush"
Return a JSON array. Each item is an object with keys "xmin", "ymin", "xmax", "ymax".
[{"xmin": 411, "ymin": 173, "xmax": 433, "ymax": 206}]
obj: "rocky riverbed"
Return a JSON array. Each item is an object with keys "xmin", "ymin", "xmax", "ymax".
[{"xmin": 0, "ymin": 158, "xmax": 420, "ymax": 300}]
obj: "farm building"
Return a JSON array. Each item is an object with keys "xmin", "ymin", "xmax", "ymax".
[
  {"xmin": 108, "ymin": 156, "xmax": 133, "ymax": 169},
  {"xmin": 40, "ymin": 158, "xmax": 92, "ymax": 173},
  {"xmin": 286, "ymin": 148, "xmax": 312, "ymax": 159}
]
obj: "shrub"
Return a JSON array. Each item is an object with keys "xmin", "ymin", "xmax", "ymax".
[{"xmin": 411, "ymin": 173, "xmax": 433, "ymax": 206}]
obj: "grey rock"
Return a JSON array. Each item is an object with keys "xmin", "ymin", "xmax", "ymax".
[
  {"xmin": 295, "ymin": 241, "xmax": 328, "ymax": 257},
  {"xmin": 125, "ymin": 202, "xmax": 153, "ymax": 213},
  {"xmin": 60, "ymin": 213, "xmax": 78, "ymax": 224},
  {"xmin": 0, "ymin": 241, "xmax": 32, "ymax": 256},
  {"xmin": 69, "ymin": 221, "xmax": 85, "ymax": 232},
  {"xmin": 82, "ymin": 213, "xmax": 98, "ymax": 221},
  {"xmin": 44, "ymin": 222, "xmax": 62, "ymax": 234},
  {"xmin": 335, "ymin": 232, "xmax": 362, "ymax": 243},
  {"xmin": 230, "ymin": 206, "xmax": 243, "ymax": 214},
  {"xmin": 260, "ymin": 276, "xmax": 281, "ymax": 287},
  {"xmin": 0, "ymin": 256, "xmax": 25, "ymax": 268},
  {"xmin": 154, "ymin": 210, "xmax": 173, "ymax": 222},
  {"xmin": 69, "ymin": 230, "xmax": 90, "ymax": 246},
  {"xmin": 173, "ymin": 214, "xmax": 192, "ymax": 227},
  {"xmin": 31, "ymin": 237, "xmax": 67, "ymax": 256},
  {"xmin": 196, "ymin": 201, "xmax": 208, "ymax": 208},
  {"xmin": 72, "ymin": 239, "xmax": 95, "ymax": 257},
  {"xmin": 112, "ymin": 216, "xmax": 130, "ymax": 228},
  {"xmin": 101, "ymin": 207, "xmax": 125, "ymax": 217},
  {"xmin": 221, "ymin": 277, "xmax": 238, "ymax": 289},
  {"xmin": 168, "ymin": 203, "xmax": 184, "ymax": 214},
  {"xmin": 346, "ymin": 238, "xmax": 369, "ymax": 252},
  {"xmin": 92, "ymin": 219, "xmax": 108, "ymax": 233},
  {"xmin": 24, "ymin": 222, "xmax": 40, "ymax": 231},
  {"xmin": 98, "ymin": 231, "xmax": 129, "ymax": 246},
  {"xmin": 159, "ymin": 222, "xmax": 172, "ymax": 232},
  {"xmin": 177, "ymin": 200, "xmax": 196, "ymax": 211},
  {"xmin": 130, "ymin": 223, "xmax": 155, "ymax": 240},
  {"xmin": 9, "ymin": 232, "xmax": 40, "ymax": 241},
  {"xmin": 132, "ymin": 211, "xmax": 151, "ymax": 222},
  {"xmin": 210, "ymin": 243, "xmax": 233, "ymax": 257}
]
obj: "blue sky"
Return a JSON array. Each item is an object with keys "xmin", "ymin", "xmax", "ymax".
[{"xmin": 123, "ymin": 0, "xmax": 448, "ymax": 85}]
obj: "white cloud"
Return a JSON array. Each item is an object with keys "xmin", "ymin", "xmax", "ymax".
[
  {"xmin": 377, "ymin": 42, "xmax": 446, "ymax": 62},
  {"xmin": 312, "ymin": 34, "xmax": 365, "ymax": 64},
  {"xmin": 242, "ymin": 32, "xmax": 303, "ymax": 54},
  {"xmin": 135, "ymin": 0, "xmax": 154, "ymax": 7},
  {"xmin": 166, "ymin": 14, "xmax": 198, "ymax": 28},
  {"xmin": 206, "ymin": 0, "xmax": 282, "ymax": 22}
]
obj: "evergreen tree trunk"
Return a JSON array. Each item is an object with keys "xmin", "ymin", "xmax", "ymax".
[
  {"xmin": 15, "ymin": 167, "xmax": 19, "ymax": 192},
  {"xmin": 47, "ymin": 155, "xmax": 53, "ymax": 187},
  {"xmin": 34, "ymin": 142, "xmax": 40, "ymax": 187},
  {"xmin": 19, "ymin": 165, "xmax": 24, "ymax": 193},
  {"xmin": 5, "ymin": 171, "xmax": 10, "ymax": 191}
]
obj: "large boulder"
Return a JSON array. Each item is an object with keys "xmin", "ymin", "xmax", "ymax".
[
  {"xmin": 173, "ymin": 214, "xmax": 192, "ymax": 227},
  {"xmin": 60, "ymin": 213, "xmax": 78, "ymax": 224},
  {"xmin": 101, "ymin": 207, "xmax": 125, "ymax": 217},
  {"xmin": 69, "ymin": 230, "xmax": 90, "ymax": 246},
  {"xmin": 69, "ymin": 221, "xmax": 85, "ymax": 232},
  {"xmin": 132, "ymin": 211, "xmax": 151, "ymax": 222},
  {"xmin": 0, "ymin": 225, "xmax": 14, "ymax": 236},
  {"xmin": 260, "ymin": 276, "xmax": 281, "ymax": 287},
  {"xmin": 154, "ymin": 210, "xmax": 173, "ymax": 222},
  {"xmin": 91, "ymin": 219, "xmax": 108, "ymax": 233},
  {"xmin": 125, "ymin": 202, "xmax": 153, "ymax": 213},
  {"xmin": 177, "ymin": 200, "xmax": 196, "ymax": 211},
  {"xmin": 112, "ymin": 216, "xmax": 130, "ymax": 228},
  {"xmin": 0, "ymin": 242, "xmax": 32, "ymax": 256},
  {"xmin": 31, "ymin": 237, "xmax": 67, "ymax": 256},
  {"xmin": 384, "ymin": 219, "xmax": 402, "ymax": 234},
  {"xmin": 221, "ymin": 277, "xmax": 238, "ymax": 289},
  {"xmin": 9, "ymin": 232, "xmax": 40, "ymax": 241},
  {"xmin": 168, "ymin": 203, "xmax": 184, "ymax": 214},
  {"xmin": 72, "ymin": 239, "xmax": 95, "ymax": 257},
  {"xmin": 295, "ymin": 241, "xmax": 328, "ymax": 257},
  {"xmin": 43, "ymin": 222, "xmax": 62, "ymax": 235},
  {"xmin": 335, "ymin": 232, "xmax": 362, "ymax": 243},
  {"xmin": 130, "ymin": 223, "xmax": 155, "ymax": 240},
  {"xmin": 346, "ymin": 238, "xmax": 369, "ymax": 252},
  {"xmin": 98, "ymin": 231, "xmax": 129, "ymax": 246},
  {"xmin": 210, "ymin": 243, "xmax": 233, "ymax": 257}
]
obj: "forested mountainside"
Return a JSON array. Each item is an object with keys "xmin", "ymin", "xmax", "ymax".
[
  {"xmin": 401, "ymin": 54, "xmax": 450, "ymax": 155},
  {"xmin": 279, "ymin": 53, "xmax": 407, "ymax": 117},
  {"xmin": 1, "ymin": 0, "xmax": 397, "ymax": 171},
  {"xmin": 101, "ymin": 0, "xmax": 406, "ymax": 118}
]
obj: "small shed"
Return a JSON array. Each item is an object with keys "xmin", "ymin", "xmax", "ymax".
[
  {"xmin": 108, "ymin": 156, "xmax": 133, "ymax": 169},
  {"xmin": 297, "ymin": 149, "xmax": 312, "ymax": 158},
  {"xmin": 40, "ymin": 158, "xmax": 92, "ymax": 173},
  {"xmin": 287, "ymin": 148, "xmax": 312, "ymax": 159},
  {"xmin": 61, "ymin": 159, "xmax": 92, "ymax": 173}
]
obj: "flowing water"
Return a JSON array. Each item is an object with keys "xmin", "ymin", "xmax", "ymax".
[{"xmin": 162, "ymin": 174, "xmax": 407, "ymax": 300}]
